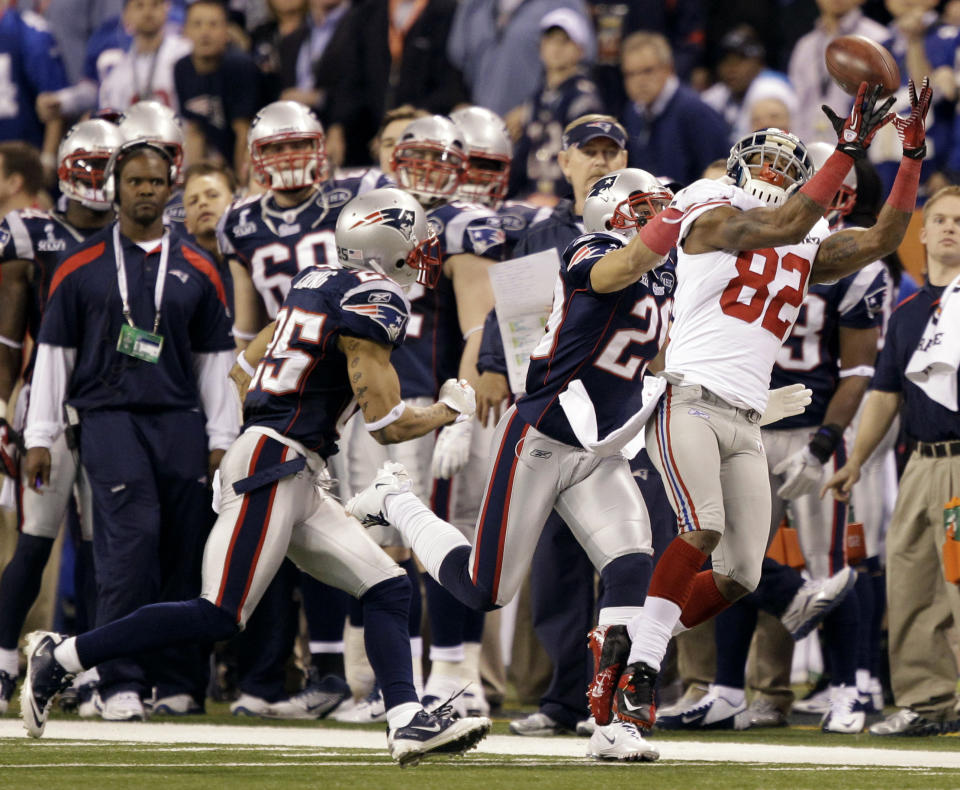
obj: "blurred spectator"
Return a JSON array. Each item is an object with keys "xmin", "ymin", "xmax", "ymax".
[
  {"xmin": 175, "ymin": 0, "xmax": 258, "ymax": 176},
  {"xmin": 447, "ymin": 0, "xmax": 594, "ymax": 118},
  {"xmin": 328, "ymin": 0, "xmax": 466, "ymax": 166},
  {"xmin": 249, "ymin": 0, "xmax": 308, "ymax": 107},
  {"xmin": 282, "ymin": 0, "xmax": 350, "ymax": 107},
  {"xmin": 98, "ymin": 0, "xmax": 192, "ymax": 111},
  {"xmin": 588, "ymin": 0, "xmax": 706, "ymax": 111},
  {"xmin": 510, "ymin": 8, "xmax": 604, "ymax": 201},
  {"xmin": 0, "ymin": 2, "xmax": 67, "ymax": 173},
  {"xmin": 0, "ymin": 141, "xmax": 45, "ymax": 217},
  {"xmin": 944, "ymin": 0, "xmax": 960, "ymax": 25},
  {"xmin": 182, "ymin": 161, "xmax": 238, "ymax": 294},
  {"xmin": 704, "ymin": 0, "xmax": 818, "ymax": 74},
  {"xmin": 788, "ymin": 0, "xmax": 887, "ymax": 148},
  {"xmin": 370, "ymin": 104, "xmax": 427, "ymax": 173},
  {"xmin": 619, "ymin": 31, "xmax": 728, "ymax": 185},
  {"xmin": 701, "ymin": 25, "xmax": 797, "ymax": 145},
  {"xmin": 43, "ymin": 0, "xmax": 123, "ymax": 84},
  {"xmin": 748, "ymin": 96, "xmax": 794, "ymax": 133},
  {"xmin": 876, "ymin": 0, "xmax": 957, "ymax": 190}
]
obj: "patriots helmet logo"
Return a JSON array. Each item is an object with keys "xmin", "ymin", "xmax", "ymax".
[
  {"xmin": 587, "ymin": 121, "xmax": 612, "ymax": 134},
  {"xmin": 351, "ymin": 208, "xmax": 416, "ymax": 242},
  {"xmin": 587, "ymin": 175, "xmax": 618, "ymax": 199}
]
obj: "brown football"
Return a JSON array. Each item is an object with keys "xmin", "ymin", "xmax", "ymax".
[{"xmin": 825, "ymin": 35, "xmax": 900, "ymax": 98}]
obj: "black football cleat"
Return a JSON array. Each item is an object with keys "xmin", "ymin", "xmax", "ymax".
[
  {"xmin": 388, "ymin": 707, "xmax": 491, "ymax": 767},
  {"xmin": 587, "ymin": 624, "xmax": 631, "ymax": 726},
  {"xmin": 613, "ymin": 661, "xmax": 658, "ymax": 730},
  {"xmin": 20, "ymin": 631, "xmax": 75, "ymax": 738}
]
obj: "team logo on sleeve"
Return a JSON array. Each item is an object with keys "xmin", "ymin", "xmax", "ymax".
[
  {"xmin": 466, "ymin": 223, "xmax": 505, "ymax": 255},
  {"xmin": 864, "ymin": 286, "xmax": 885, "ymax": 317},
  {"xmin": 233, "ymin": 208, "xmax": 257, "ymax": 238},
  {"xmin": 37, "ymin": 224, "xmax": 66, "ymax": 252},
  {"xmin": 351, "ymin": 208, "xmax": 416, "ymax": 241},
  {"xmin": 569, "ymin": 243, "xmax": 605, "ymax": 269},
  {"xmin": 0, "ymin": 228, "xmax": 10, "ymax": 252},
  {"xmin": 342, "ymin": 299, "xmax": 409, "ymax": 342}
]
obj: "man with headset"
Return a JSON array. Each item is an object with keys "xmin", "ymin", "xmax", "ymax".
[{"xmin": 22, "ymin": 137, "xmax": 239, "ymax": 721}]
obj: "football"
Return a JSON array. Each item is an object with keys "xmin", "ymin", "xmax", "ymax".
[{"xmin": 825, "ymin": 35, "xmax": 900, "ymax": 98}]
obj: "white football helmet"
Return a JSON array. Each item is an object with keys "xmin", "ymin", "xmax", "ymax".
[
  {"xmin": 118, "ymin": 100, "xmax": 185, "ymax": 183},
  {"xmin": 392, "ymin": 115, "xmax": 467, "ymax": 208},
  {"xmin": 450, "ymin": 106, "xmax": 512, "ymax": 207},
  {"xmin": 336, "ymin": 187, "xmax": 441, "ymax": 288},
  {"xmin": 248, "ymin": 100, "xmax": 326, "ymax": 191},
  {"xmin": 57, "ymin": 119, "xmax": 124, "ymax": 210},
  {"xmin": 727, "ymin": 127, "xmax": 813, "ymax": 207},
  {"xmin": 806, "ymin": 141, "xmax": 856, "ymax": 227},
  {"xmin": 582, "ymin": 168, "xmax": 673, "ymax": 238}
]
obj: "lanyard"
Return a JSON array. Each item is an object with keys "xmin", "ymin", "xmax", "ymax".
[
  {"xmin": 113, "ymin": 224, "xmax": 169, "ymax": 334},
  {"xmin": 132, "ymin": 44, "xmax": 160, "ymax": 101}
]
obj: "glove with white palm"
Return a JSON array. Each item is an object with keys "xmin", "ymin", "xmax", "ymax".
[
  {"xmin": 431, "ymin": 419, "xmax": 474, "ymax": 479},
  {"xmin": 773, "ymin": 446, "xmax": 824, "ymax": 500},
  {"xmin": 438, "ymin": 378, "xmax": 476, "ymax": 422},
  {"xmin": 759, "ymin": 383, "xmax": 813, "ymax": 427}
]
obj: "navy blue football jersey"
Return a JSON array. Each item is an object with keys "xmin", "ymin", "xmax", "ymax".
[
  {"xmin": 163, "ymin": 189, "xmax": 186, "ymax": 227},
  {"xmin": 0, "ymin": 10, "xmax": 69, "ymax": 147},
  {"xmin": 388, "ymin": 200, "xmax": 507, "ymax": 399},
  {"xmin": 516, "ymin": 232, "xmax": 675, "ymax": 448},
  {"xmin": 496, "ymin": 199, "xmax": 553, "ymax": 256},
  {"xmin": 0, "ymin": 208, "xmax": 103, "ymax": 345},
  {"xmin": 243, "ymin": 265, "xmax": 410, "ymax": 456},
  {"xmin": 770, "ymin": 260, "xmax": 888, "ymax": 430},
  {"xmin": 218, "ymin": 170, "xmax": 390, "ymax": 317}
]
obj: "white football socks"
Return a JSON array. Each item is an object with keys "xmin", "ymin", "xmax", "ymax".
[
  {"xmin": 0, "ymin": 646, "xmax": 18, "ymax": 676},
  {"xmin": 386, "ymin": 701, "xmax": 421, "ymax": 730},
  {"xmin": 53, "ymin": 637, "xmax": 83, "ymax": 673},
  {"xmin": 626, "ymin": 597, "xmax": 680, "ymax": 671},
  {"xmin": 385, "ymin": 491, "xmax": 469, "ymax": 580}
]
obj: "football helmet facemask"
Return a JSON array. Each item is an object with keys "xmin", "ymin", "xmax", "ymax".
[
  {"xmin": 392, "ymin": 115, "xmax": 467, "ymax": 208},
  {"xmin": 727, "ymin": 128, "xmax": 813, "ymax": 207},
  {"xmin": 805, "ymin": 141, "xmax": 856, "ymax": 227},
  {"xmin": 118, "ymin": 100, "xmax": 185, "ymax": 183},
  {"xmin": 582, "ymin": 168, "xmax": 673, "ymax": 238},
  {"xmin": 58, "ymin": 119, "xmax": 124, "ymax": 211},
  {"xmin": 249, "ymin": 100, "xmax": 327, "ymax": 191},
  {"xmin": 336, "ymin": 187, "xmax": 442, "ymax": 288},
  {"xmin": 450, "ymin": 106, "xmax": 512, "ymax": 207}
]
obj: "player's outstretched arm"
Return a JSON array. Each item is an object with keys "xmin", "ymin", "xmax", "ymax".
[
  {"xmin": 685, "ymin": 83, "xmax": 895, "ymax": 254},
  {"xmin": 590, "ymin": 209, "xmax": 681, "ymax": 294},
  {"xmin": 813, "ymin": 78, "xmax": 931, "ymax": 283},
  {"xmin": 339, "ymin": 335, "xmax": 469, "ymax": 444}
]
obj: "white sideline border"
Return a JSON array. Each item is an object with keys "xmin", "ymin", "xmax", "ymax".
[{"xmin": 2, "ymin": 720, "xmax": 960, "ymax": 769}]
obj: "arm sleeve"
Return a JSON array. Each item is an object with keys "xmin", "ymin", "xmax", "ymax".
[
  {"xmin": 192, "ymin": 349, "xmax": 242, "ymax": 451},
  {"xmin": 477, "ymin": 308, "xmax": 507, "ymax": 375},
  {"xmin": 24, "ymin": 344, "xmax": 75, "ymax": 448},
  {"xmin": 871, "ymin": 313, "xmax": 902, "ymax": 393}
]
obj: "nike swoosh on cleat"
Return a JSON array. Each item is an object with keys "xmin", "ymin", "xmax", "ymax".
[
  {"xmin": 619, "ymin": 698, "xmax": 646, "ymax": 712},
  {"xmin": 681, "ymin": 712, "xmax": 703, "ymax": 724},
  {"xmin": 600, "ymin": 732, "xmax": 617, "ymax": 745},
  {"xmin": 414, "ymin": 722, "xmax": 443, "ymax": 733}
]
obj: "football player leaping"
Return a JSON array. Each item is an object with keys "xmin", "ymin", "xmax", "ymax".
[
  {"xmin": 20, "ymin": 187, "xmax": 491, "ymax": 766},
  {"xmin": 594, "ymin": 80, "xmax": 929, "ymax": 734},
  {"xmin": 349, "ymin": 166, "xmax": 676, "ymax": 761},
  {"xmin": 0, "ymin": 119, "xmax": 122, "ymax": 714}
]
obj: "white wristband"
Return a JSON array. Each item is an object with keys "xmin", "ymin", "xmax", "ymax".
[
  {"xmin": 236, "ymin": 351, "xmax": 255, "ymax": 377},
  {"xmin": 233, "ymin": 327, "xmax": 258, "ymax": 341},
  {"xmin": 0, "ymin": 334, "xmax": 23, "ymax": 350},
  {"xmin": 365, "ymin": 401, "xmax": 406, "ymax": 432},
  {"xmin": 462, "ymin": 325, "xmax": 484, "ymax": 341},
  {"xmin": 839, "ymin": 365, "xmax": 875, "ymax": 379}
]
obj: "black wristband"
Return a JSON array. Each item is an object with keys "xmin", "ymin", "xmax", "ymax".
[
  {"xmin": 836, "ymin": 142, "xmax": 866, "ymax": 161},
  {"xmin": 808, "ymin": 423, "xmax": 843, "ymax": 464},
  {"xmin": 902, "ymin": 143, "xmax": 926, "ymax": 161}
]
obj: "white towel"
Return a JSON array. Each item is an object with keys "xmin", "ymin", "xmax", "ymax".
[
  {"xmin": 559, "ymin": 376, "xmax": 666, "ymax": 459},
  {"xmin": 906, "ymin": 272, "xmax": 960, "ymax": 411}
]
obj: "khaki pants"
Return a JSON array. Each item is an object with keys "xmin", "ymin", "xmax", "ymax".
[{"xmin": 886, "ymin": 450, "xmax": 960, "ymax": 717}]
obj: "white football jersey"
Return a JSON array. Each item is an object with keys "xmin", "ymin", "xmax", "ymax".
[
  {"xmin": 98, "ymin": 33, "xmax": 192, "ymax": 112},
  {"xmin": 665, "ymin": 178, "xmax": 829, "ymax": 412}
]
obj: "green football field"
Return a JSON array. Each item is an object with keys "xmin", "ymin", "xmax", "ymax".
[{"xmin": 3, "ymin": 704, "xmax": 960, "ymax": 790}]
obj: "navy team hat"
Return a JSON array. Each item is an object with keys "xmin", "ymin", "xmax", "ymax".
[{"xmin": 562, "ymin": 119, "xmax": 627, "ymax": 151}]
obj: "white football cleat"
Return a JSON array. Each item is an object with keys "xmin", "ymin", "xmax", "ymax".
[
  {"xmin": 588, "ymin": 717, "xmax": 659, "ymax": 762},
  {"xmin": 388, "ymin": 708, "xmax": 490, "ymax": 766},
  {"xmin": 781, "ymin": 567, "xmax": 856, "ymax": 640},
  {"xmin": 656, "ymin": 684, "xmax": 745, "ymax": 730},
  {"xmin": 345, "ymin": 462, "xmax": 411, "ymax": 528},
  {"xmin": 822, "ymin": 684, "xmax": 866, "ymax": 734}
]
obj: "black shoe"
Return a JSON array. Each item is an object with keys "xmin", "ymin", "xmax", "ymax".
[
  {"xmin": 388, "ymin": 707, "xmax": 491, "ymax": 766},
  {"xmin": 20, "ymin": 631, "xmax": 75, "ymax": 737},
  {"xmin": 613, "ymin": 661, "xmax": 658, "ymax": 730},
  {"xmin": 587, "ymin": 624, "xmax": 631, "ymax": 726},
  {"xmin": 0, "ymin": 669, "xmax": 15, "ymax": 714}
]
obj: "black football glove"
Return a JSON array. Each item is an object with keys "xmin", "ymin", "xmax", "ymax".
[{"xmin": 822, "ymin": 82, "xmax": 896, "ymax": 160}]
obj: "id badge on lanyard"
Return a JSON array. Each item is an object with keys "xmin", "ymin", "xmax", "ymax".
[{"xmin": 113, "ymin": 225, "xmax": 169, "ymax": 364}]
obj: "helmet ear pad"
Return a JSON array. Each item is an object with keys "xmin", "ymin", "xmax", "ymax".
[{"xmin": 106, "ymin": 143, "xmax": 176, "ymax": 206}]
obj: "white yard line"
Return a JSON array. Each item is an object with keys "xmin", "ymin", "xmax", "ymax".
[{"xmin": 2, "ymin": 719, "xmax": 960, "ymax": 769}]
